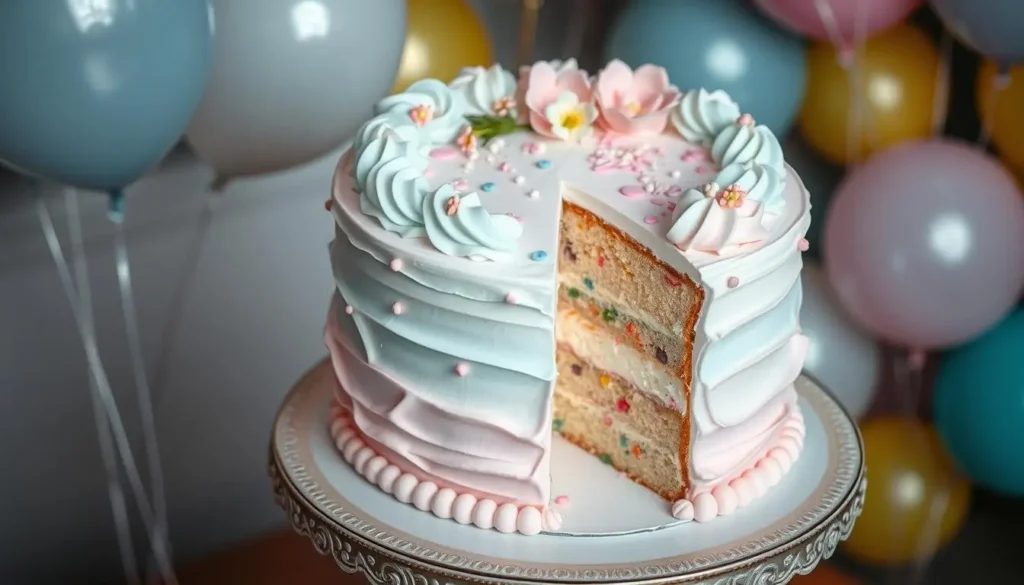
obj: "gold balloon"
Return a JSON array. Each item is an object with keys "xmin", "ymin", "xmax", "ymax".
[
  {"xmin": 842, "ymin": 418, "xmax": 970, "ymax": 566},
  {"xmin": 790, "ymin": 562, "xmax": 859, "ymax": 585},
  {"xmin": 977, "ymin": 60, "xmax": 1024, "ymax": 173},
  {"xmin": 391, "ymin": 0, "xmax": 494, "ymax": 93},
  {"xmin": 799, "ymin": 24, "xmax": 943, "ymax": 165}
]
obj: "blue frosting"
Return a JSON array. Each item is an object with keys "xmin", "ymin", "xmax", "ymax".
[{"xmin": 422, "ymin": 185, "xmax": 523, "ymax": 261}]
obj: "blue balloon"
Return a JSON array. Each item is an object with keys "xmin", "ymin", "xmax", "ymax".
[
  {"xmin": 0, "ymin": 1, "xmax": 214, "ymax": 193},
  {"xmin": 935, "ymin": 309, "xmax": 1024, "ymax": 496},
  {"xmin": 931, "ymin": 0, "xmax": 1024, "ymax": 66},
  {"xmin": 605, "ymin": 0, "xmax": 806, "ymax": 134}
]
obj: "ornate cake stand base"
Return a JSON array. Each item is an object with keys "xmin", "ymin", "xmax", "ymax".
[{"xmin": 270, "ymin": 360, "xmax": 865, "ymax": 585}]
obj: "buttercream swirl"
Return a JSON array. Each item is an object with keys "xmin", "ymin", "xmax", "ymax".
[
  {"xmin": 711, "ymin": 118, "xmax": 785, "ymax": 176},
  {"xmin": 715, "ymin": 162, "xmax": 786, "ymax": 214},
  {"xmin": 353, "ymin": 128, "xmax": 426, "ymax": 192},
  {"xmin": 423, "ymin": 184, "xmax": 523, "ymax": 261},
  {"xmin": 376, "ymin": 79, "xmax": 467, "ymax": 145},
  {"xmin": 450, "ymin": 64, "xmax": 518, "ymax": 117},
  {"xmin": 667, "ymin": 184, "xmax": 770, "ymax": 254},
  {"xmin": 670, "ymin": 89, "xmax": 741, "ymax": 145},
  {"xmin": 361, "ymin": 147, "xmax": 430, "ymax": 237}
]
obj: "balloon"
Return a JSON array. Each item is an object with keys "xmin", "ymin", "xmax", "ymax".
[
  {"xmin": 0, "ymin": 1, "xmax": 213, "ymax": 192},
  {"xmin": 800, "ymin": 263, "xmax": 880, "ymax": 420},
  {"xmin": 931, "ymin": 0, "xmax": 1024, "ymax": 65},
  {"xmin": 392, "ymin": 0, "xmax": 493, "ymax": 93},
  {"xmin": 798, "ymin": 24, "xmax": 942, "ymax": 165},
  {"xmin": 842, "ymin": 418, "xmax": 970, "ymax": 565},
  {"xmin": 605, "ymin": 0, "xmax": 806, "ymax": 134},
  {"xmin": 977, "ymin": 60, "xmax": 1024, "ymax": 172},
  {"xmin": 185, "ymin": 0, "xmax": 406, "ymax": 181},
  {"xmin": 753, "ymin": 0, "xmax": 923, "ymax": 45},
  {"xmin": 782, "ymin": 134, "xmax": 845, "ymax": 259},
  {"xmin": 824, "ymin": 139, "xmax": 1024, "ymax": 349},
  {"xmin": 935, "ymin": 309, "xmax": 1024, "ymax": 496},
  {"xmin": 790, "ymin": 562, "xmax": 859, "ymax": 585}
]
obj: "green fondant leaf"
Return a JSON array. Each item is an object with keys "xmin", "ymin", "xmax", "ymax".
[{"xmin": 466, "ymin": 114, "xmax": 528, "ymax": 141}]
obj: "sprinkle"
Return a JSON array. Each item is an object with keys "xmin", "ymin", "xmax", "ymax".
[
  {"xmin": 798, "ymin": 238, "xmax": 810, "ymax": 252},
  {"xmin": 563, "ymin": 243, "xmax": 577, "ymax": 261},
  {"xmin": 737, "ymin": 113, "xmax": 756, "ymax": 127},
  {"xmin": 655, "ymin": 346, "xmax": 671, "ymax": 364},
  {"xmin": 554, "ymin": 495, "xmax": 570, "ymax": 506},
  {"xmin": 571, "ymin": 364, "xmax": 582, "ymax": 375},
  {"xmin": 567, "ymin": 287, "xmax": 580, "ymax": 298},
  {"xmin": 498, "ymin": 161, "xmax": 512, "ymax": 172},
  {"xmin": 522, "ymin": 142, "xmax": 544, "ymax": 155},
  {"xmin": 552, "ymin": 418, "xmax": 565, "ymax": 431},
  {"xmin": 505, "ymin": 292, "xmax": 518, "ymax": 304},
  {"xmin": 727, "ymin": 276, "xmax": 740, "ymax": 288},
  {"xmin": 488, "ymin": 141, "xmax": 503, "ymax": 154},
  {"xmin": 631, "ymin": 444, "xmax": 643, "ymax": 458},
  {"xmin": 602, "ymin": 415, "xmax": 613, "ymax": 427},
  {"xmin": 616, "ymin": 398, "xmax": 631, "ymax": 413},
  {"xmin": 583, "ymin": 277, "xmax": 594, "ymax": 290},
  {"xmin": 669, "ymin": 170, "xmax": 681, "ymax": 179},
  {"xmin": 486, "ymin": 154, "xmax": 497, "ymax": 164},
  {"xmin": 344, "ymin": 305, "xmax": 354, "ymax": 315},
  {"xmin": 644, "ymin": 183, "xmax": 655, "ymax": 193},
  {"xmin": 528, "ymin": 189, "xmax": 540, "ymax": 199},
  {"xmin": 324, "ymin": 199, "xmax": 333, "ymax": 211},
  {"xmin": 619, "ymin": 185, "xmax": 646, "ymax": 199},
  {"xmin": 650, "ymin": 198, "xmax": 665, "ymax": 206},
  {"xmin": 455, "ymin": 362, "xmax": 469, "ymax": 376},
  {"xmin": 619, "ymin": 434, "xmax": 629, "ymax": 448},
  {"xmin": 451, "ymin": 178, "xmax": 468, "ymax": 191},
  {"xmin": 389, "ymin": 259, "xmax": 404, "ymax": 272},
  {"xmin": 639, "ymin": 175, "xmax": 651, "ymax": 185},
  {"xmin": 602, "ymin": 307, "xmax": 618, "ymax": 322},
  {"xmin": 429, "ymin": 145, "xmax": 459, "ymax": 160},
  {"xmin": 391, "ymin": 302, "xmax": 405, "ymax": 315},
  {"xmin": 667, "ymin": 202, "xmax": 677, "ymax": 211},
  {"xmin": 599, "ymin": 374, "xmax": 611, "ymax": 388},
  {"xmin": 491, "ymin": 138, "xmax": 506, "ymax": 149},
  {"xmin": 597, "ymin": 254, "xmax": 605, "ymax": 268},
  {"xmin": 481, "ymin": 182, "xmax": 496, "ymax": 192},
  {"xmin": 643, "ymin": 215, "xmax": 659, "ymax": 224},
  {"xmin": 599, "ymin": 454, "xmax": 613, "ymax": 465},
  {"xmin": 530, "ymin": 250, "xmax": 548, "ymax": 262},
  {"xmin": 513, "ymin": 175, "xmax": 525, "ymax": 185}
]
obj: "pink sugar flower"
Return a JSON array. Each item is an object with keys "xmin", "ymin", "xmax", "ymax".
[
  {"xmin": 519, "ymin": 61, "xmax": 596, "ymax": 141},
  {"xmin": 594, "ymin": 60, "xmax": 680, "ymax": 136}
]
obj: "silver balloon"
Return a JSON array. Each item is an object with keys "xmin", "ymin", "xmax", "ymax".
[
  {"xmin": 186, "ymin": 0, "xmax": 406, "ymax": 180},
  {"xmin": 801, "ymin": 262, "xmax": 881, "ymax": 420}
]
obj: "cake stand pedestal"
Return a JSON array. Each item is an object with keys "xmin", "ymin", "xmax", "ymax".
[{"xmin": 270, "ymin": 360, "xmax": 865, "ymax": 585}]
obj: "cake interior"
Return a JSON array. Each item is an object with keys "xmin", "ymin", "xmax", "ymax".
[{"xmin": 552, "ymin": 199, "xmax": 704, "ymax": 501}]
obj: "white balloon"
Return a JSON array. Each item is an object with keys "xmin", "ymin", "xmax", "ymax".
[
  {"xmin": 186, "ymin": 0, "xmax": 406, "ymax": 180},
  {"xmin": 801, "ymin": 262, "xmax": 881, "ymax": 420}
]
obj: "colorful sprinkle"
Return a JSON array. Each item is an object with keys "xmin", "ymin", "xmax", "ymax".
[
  {"xmin": 597, "ymin": 254, "xmax": 606, "ymax": 268},
  {"xmin": 602, "ymin": 415, "xmax": 613, "ymax": 427},
  {"xmin": 563, "ymin": 243, "xmax": 577, "ymax": 261},
  {"xmin": 599, "ymin": 454, "xmax": 613, "ymax": 465},
  {"xmin": 727, "ymin": 276, "xmax": 740, "ymax": 288},
  {"xmin": 643, "ymin": 215, "xmax": 659, "ymax": 224},
  {"xmin": 798, "ymin": 238, "xmax": 810, "ymax": 252},
  {"xmin": 554, "ymin": 495, "xmax": 570, "ymax": 506},
  {"xmin": 619, "ymin": 434, "xmax": 629, "ymax": 448},
  {"xmin": 630, "ymin": 444, "xmax": 643, "ymax": 458},
  {"xmin": 599, "ymin": 374, "xmax": 611, "ymax": 388},
  {"xmin": 650, "ymin": 198, "xmax": 665, "ymax": 206},
  {"xmin": 505, "ymin": 292, "xmax": 519, "ymax": 304},
  {"xmin": 389, "ymin": 258, "xmax": 403, "ymax": 272},
  {"xmin": 552, "ymin": 418, "xmax": 565, "ymax": 431},
  {"xmin": 451, "ymin": 178, "xmax": 468, "ymax": 191},
  {"xmin": 571, "ymin": 364, "xmax": 582, "ymax": 375},
  {"xmin": 344, "ymin": 305, "xmax": 354, "ymax": 315},
  {"xmin": 455, "ymin": 363, "xmax": 470, "ymax": 376},
  {"xmin": 498, "ymin": 161, "xmax": 512, "ymax": 172},
  {"xmin": 656, "ymin": 347, "xmax": 668, "ymax": 364},
  {"xmin": 616, "ymin": 398, "xmax": 631, "ymax": 413},
  {"xmin": 530, "ymin": 250, "xmax": 548, "ymax": 262},
  {"xmin": 583, "ymin": 277, "xmax": 594, "ymax": 290},
  {"xmin": 567, "ymin": 287, "xmax": 580, "ymax": 298},
  {"xmin": 429, "ymin": 145, "xmax": 459, "ymax": 160},
  {"xmin": 513, "ymin": 175, "xmax": 525, "ymax": 185},
  {"xmin": 528, "ymin": 189, "xmax": 540, "ymax": 199},
  {"xmin": 619, "ymin": 185, "xmax": 646, "ymax": 199},
  {"xmin": 481, "ymin": 182, "xmax": 496, "ymax": 192},
  {"xmin": 536, "ymin": 159, "xmax": 551, "ymax": 169},
  {"xmin": 522, "ymin": 142, "xmax": 544, "ymax": 155},
  {"xmin": 669, "ymin": 169, "xmax": 681, "ymax": 179},
  {"xmin": 391, "ymin": 302, "xmax": 405, "ymax": 315},
  {"xmin": 602, "ymin": 307, "xmax": 618, "ymax": 322}
]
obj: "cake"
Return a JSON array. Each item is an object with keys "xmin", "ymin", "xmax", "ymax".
[{"xmin": 324, "ymin": 59, "xmax": 810, "ymax": 535}]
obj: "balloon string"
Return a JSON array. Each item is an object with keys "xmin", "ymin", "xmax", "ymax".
[
  {"xmin": 517, "ymin": 0, "xmax": 543, "ymax": 69},
  {"xmin": 814, "ymin": 0, "xmax": 862, "ymax": 165},
  {"xmin": 38, "ymin": 190, "xmax": 141, "ymax": 585},
  {"xmin": 932, "ymin": 31, "xmax": 953, "ymax": 136},
  {"xmin": 113, "ymin": 218, "xmax": 173, "ymax": 583},
  {"xmin": 37, "ymin": 188, "xmax": 179, "ymax": 585}
]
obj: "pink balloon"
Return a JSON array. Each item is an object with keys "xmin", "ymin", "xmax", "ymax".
[
  {"xmin": 752, "ymin": 0, "xmax": 924, "ymax": 45},
  {"xmin": 824, "ymin": 139, "xmax": 1024, "ymax": 350}
]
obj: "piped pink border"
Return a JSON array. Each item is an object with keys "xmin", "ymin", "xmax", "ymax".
[{"xmin": 329, "ymin": 403, "xmax": 562, "ymax": 535}]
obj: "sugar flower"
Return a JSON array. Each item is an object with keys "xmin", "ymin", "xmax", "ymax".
[
  {"xmin": 520, "ymin": 61, "xmax": 596, "ymax": 141},
  {"xmin": 595, "ymin": 60, "xmax": 680, "ymax": 136}
]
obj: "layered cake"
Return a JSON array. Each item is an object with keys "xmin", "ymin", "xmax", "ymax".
[{"xmin": 325, "ymin": 60, "xmax": 810, "ymax": 535}]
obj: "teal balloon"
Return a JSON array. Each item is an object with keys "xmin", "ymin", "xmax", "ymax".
[
  {"xmin": 605, "ymin": 0, "xmax": 806, "ymax": 134},
  {"xmin": 0, "ymin": 1, "xmax": 214, "ymax": 192},
  {"xmin": 931, "ymin": 0, "xmax": 1024, "ymax": 66},
  {"xmin": 935, "ymin": 309, "xmax": 1024, "ymax": 496}
]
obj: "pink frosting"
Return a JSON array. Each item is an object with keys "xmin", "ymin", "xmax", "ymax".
[
  {"xmin": 667, "ymin": 189, "xmax": 770, "ymax": 254},
  {"xmin": 672, "ymin": 404, "xmax": 805, "ymax": 522},
  {"xmin": 520, "ymin": 62, "xmax": 593, "ymax": 139},
  {"xmin": 329, "ymin": 403, "xmax": 561, "ymax": 535},
  {"xmin": 595, "ymin": 60, "xmax": 680, "ymax": 136}
]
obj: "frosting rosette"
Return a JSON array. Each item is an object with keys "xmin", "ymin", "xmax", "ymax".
[
  {"xmin": 375, "ymin": 79, "xmax": 467, "ymax": 144},
  {"xmin": 422, "ymin": 184, "xmax": 523, "ymax": 261},
  {"xmin": 361, "ymin": 150, "xmax": 430, "ymax": 238},
  {"xmin": 714, "ymin": 161, "xmax": 786, "ymax": 214},
  {"xmin": 450, "ymin": 64, "xmax": 518, "ymax": 117},
  {"xmin": 670, "ymin": 89, "xmax": 741, "ymax": 145},
  {"xmin": 594, "ymin": 60, "xmax": 680, "ymax": 135},
  {"xmin": 352, "ymin": 128, "xmax": 427, "ymax": 192},
  {"xmin": 519, "ymin": 61, "xmax": 595, "ymax": 141},
  {"xmin": 710, "ymin": 115, "xmax": 785, "ymax": 176},
  {"xmin": 667, "ymin": 183, "xmax": 770, "ymax": 254}
]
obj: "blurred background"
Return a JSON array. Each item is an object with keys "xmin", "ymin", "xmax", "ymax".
[{"xmin": 2, "ymin": 1, "xmax": 1023, "ymax": 584}]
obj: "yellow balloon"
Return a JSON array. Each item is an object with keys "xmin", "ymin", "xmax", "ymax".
[
  {"xmin": 842, "ymin": 418, "xmax": 970, "ymax": 566},
  {"xmin": 790, "ymin": 562, "xmax": 860, "ymax": 585},
  {"xmin": 977, "ymin": 60, "xmax": 1024, "ymax": 172},
  {"xmin": 391, "ymin": 0, "xmax": 493, "ymax": 94},
  {"xmin": 799, "ymin": 24, "xmax": 942, "ymax": 165}
]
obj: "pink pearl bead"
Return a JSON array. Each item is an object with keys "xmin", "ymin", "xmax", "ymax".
[
  {"xmin": 798, "ymin": 238, "xmax": 810, "ymax": 252},
  {"xmin": 455, "ymin": 363, "xmax": 469, "ymax": 376},
  {"xmin": 344, "ymin": 305, "xmax": 354, "ymax": 314},
  {"xmin": 389, "ymin": 258, "xmax": 403, "ymax": 272},
  {"xmin": 392, "ymin": 302, "xmax": 405, "ymax": 315},
  {"xmin": 727, "ymin": 276, "xmax": 740, "ymax": 288}
]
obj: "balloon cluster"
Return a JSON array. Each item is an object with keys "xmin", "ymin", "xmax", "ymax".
[{"xmin": 605, "ymin": 0, "xmax": 1024, "ymax": 574}]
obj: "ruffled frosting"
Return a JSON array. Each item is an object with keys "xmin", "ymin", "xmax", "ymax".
[
  {"xmin": 353, "ymin": 128, "xmax": 426, "ymax": 192},
  {"xmin": 450, "ymin": 64, "xmax": 518, "ymax": 117},
  {"xmin": 423, "ymin": 184, "xmax": 523, "ymax": 261},
  {"xmin": 670, "ymin": 89, "xmax": 741, "ymax": 145},
  {"xmin": 361, "ymin": 149, "xmax": 430, "ymax": 238},
  {"xmin": 711, "ymin": 119, "xmax": 785, "ymax": 176},
  {"xmin": 667, "ymin": 185, "xmax": 770, "ymax": 254},
  {"xmin": 376, "ymin": 79, "xmax": 467, "ymax": 144},
  {"xmin": 715, "ymin": 162, "xmax": 786, "ymax": 214}
]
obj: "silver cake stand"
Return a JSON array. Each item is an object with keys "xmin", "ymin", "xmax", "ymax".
[{"xmin": 270, "ymin": 360, "xmax": 865, "ymax": 585}]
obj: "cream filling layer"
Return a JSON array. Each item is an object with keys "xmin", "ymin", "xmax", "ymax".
[{"xmin": 556, "ymin": 307, "xmax": 685, "ymax": 412}]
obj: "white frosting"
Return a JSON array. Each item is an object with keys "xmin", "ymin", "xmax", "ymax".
[
  {"xmin": 352, "ymin": 112, "xmax": 423, "ymax": 159},
  {"xmin": 362, "ymin": 150, "xmax": 430, "ymax": 238},
  {"xmin": 422, "ymin": 185, "xmax": 524, "ymax": 261},
  {"xmin": 667, "ymin": 187, "xmax": 770, "ymax": 254},
  {"xmin": 451, "ymin": 64, "xmax": 518, "ymax": 117},
  {"xmin": 671, "ymin": 89, "xmax": 741, "ymax": 145},
  {"xmin": 375, "ymin": 79, "xmax": 467, "ymax": 144},
  {"xmin": 711, "ymin": 121, "xmax": 785, "ymax": 176},
  {"xmin": 353, "ymin": 128, "xmax": 425, "ymax": 192}
]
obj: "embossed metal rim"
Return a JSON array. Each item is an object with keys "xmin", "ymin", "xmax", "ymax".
[{"xmin": 271, "ymin": 360, "xmax": 866, "ymax": 584}]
